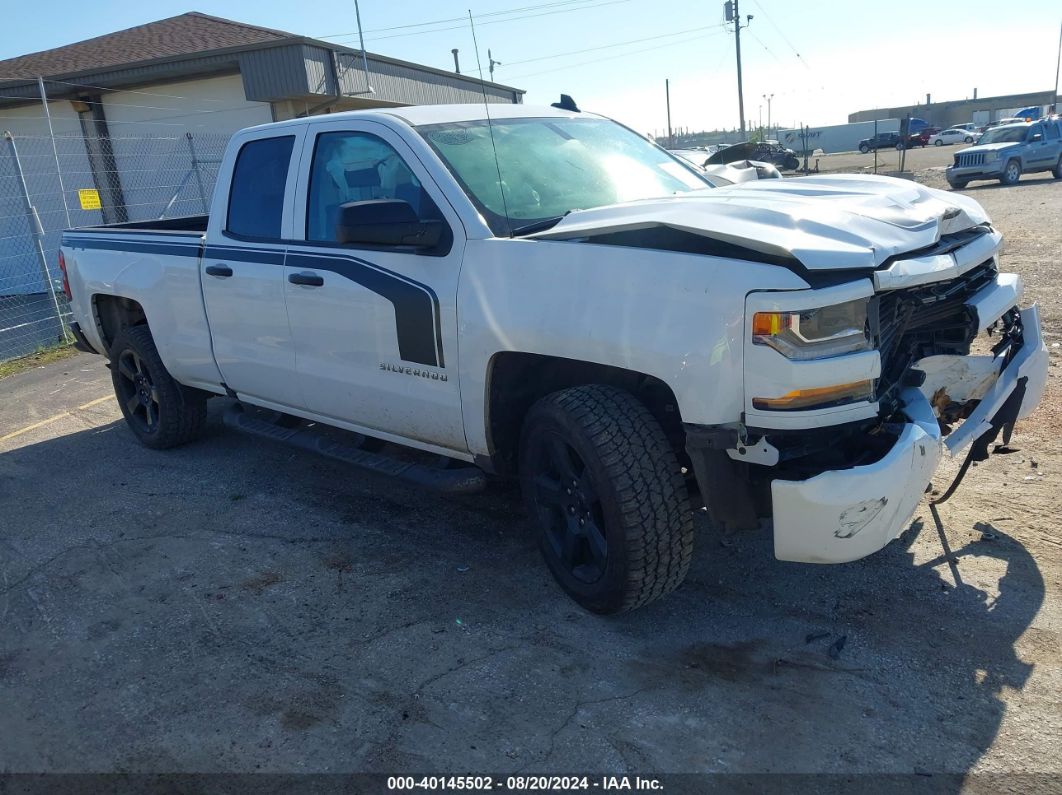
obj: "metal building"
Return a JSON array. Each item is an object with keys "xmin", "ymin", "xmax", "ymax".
[
  {"xmin": 848, "ymin": 90, "xmax": 1055, "ymax": 129},
  {"xmin": 0, "ymin": 13, "xmax": 523, "ymax": 360}
]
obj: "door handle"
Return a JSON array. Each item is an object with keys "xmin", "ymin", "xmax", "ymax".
[
  {"xmin": 205, "ymin": 264, "xmax": 233, "ymax": 278},
  {"xmin": 288, "ymin": 271, "xmax": 324, "ymax": 287}
]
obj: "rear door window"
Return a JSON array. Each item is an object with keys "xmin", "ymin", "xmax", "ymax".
[{"xmin": 227, "ymin": 136, "xmax": 296, "ymax": 240}]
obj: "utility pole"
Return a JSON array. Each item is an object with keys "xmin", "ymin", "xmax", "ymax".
[
  {"xmin": 763, "ymin": 93, "xmax": 774, "ymax": 140},
  {"xmin": 666, "ymin": 79, "xmax": 673, "ymax": 147},
  {"xmin": 724, "ymin": 0, "xmax": 753, "ymax": 135},
  {"xmin": 1054, "ymin": 21, "xmax": 1061, "ymax": 113},
  {"xmin": 488, "ymin": 49, "xmax": 501, "ymax": 80},
  {"xmin": 452, "ymin": 48, "xmax": 461, "ymax": 74}
]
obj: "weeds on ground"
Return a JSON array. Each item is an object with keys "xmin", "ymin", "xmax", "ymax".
[{"xmin": 0, "ymin": 343, "xmax": 78, "ymax": 380}]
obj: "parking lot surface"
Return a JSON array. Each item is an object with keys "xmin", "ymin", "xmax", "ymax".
[{"xmin": 1, "ymin": 173, "xmax": 1060, "ymax": 780}]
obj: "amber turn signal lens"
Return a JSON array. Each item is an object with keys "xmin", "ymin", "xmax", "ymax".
[
  {"xmin": 752, "ymin": 380, "xmax": 874, "ymax": 411},
  {"xmin": 752, "ymin": 312, "xmax": 790, "ymax": 337}
]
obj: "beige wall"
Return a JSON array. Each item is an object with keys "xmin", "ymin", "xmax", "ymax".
[{"xmin": 99, "ymin": 73, "xmax": 272, "ymax": 137}]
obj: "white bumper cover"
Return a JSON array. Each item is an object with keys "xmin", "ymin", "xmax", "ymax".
[{"xmin": 771, "ymin": 304, "xmax": 1048, "ymax": 564}]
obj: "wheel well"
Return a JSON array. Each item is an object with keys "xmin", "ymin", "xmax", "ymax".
[
  {"xmin": 93, "ymin": 295, "xmax": 147, "ymax": 353},
  {"xmin": 485, "ymin": 352, "xmax": 686, "ymax": 476}
]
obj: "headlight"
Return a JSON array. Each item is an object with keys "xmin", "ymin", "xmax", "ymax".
[
  {"xmin": 983, "ymin": 150, "xmax": 1000, "ymax": 162},
  {"xmin": 752, "ymin": 298, "xmax": 871, "ymax": 360}
]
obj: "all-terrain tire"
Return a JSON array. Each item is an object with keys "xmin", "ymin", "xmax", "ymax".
[
  {"xmin": 519, "ymin": 384, "xmax": 694, "ymax": 614},
  {"xmin": 110, "ymin": 325, "xmax": 208, "ymax": 449}
]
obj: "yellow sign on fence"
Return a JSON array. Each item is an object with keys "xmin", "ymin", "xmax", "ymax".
[{"xmin": 78, "ymin": 189, "xmax": 101, "ymax": 210}]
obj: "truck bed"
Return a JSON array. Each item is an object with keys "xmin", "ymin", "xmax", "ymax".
[{"xmin": 70, "ymin": 214, "xmax": 208, "ymax": 235}]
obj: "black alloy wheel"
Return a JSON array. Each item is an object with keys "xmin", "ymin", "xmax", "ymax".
[
  {"xmin": 109, "ymin": 325, "xmax": 208, "ymax": 449},
  {"xmin": 116, "ymin": 347, "xmax": 161, "ymax": 435},
  {"xmin": 527, "ymin": 431, "xmax": 609, "ymax": 585}
]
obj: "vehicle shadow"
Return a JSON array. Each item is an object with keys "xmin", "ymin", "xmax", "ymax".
[
  {"xmin": 964, "ymin": 174, "xmax": 1058, "ymax": 191},
  {"xmin": 0, "ymin": 408, "xmax": 1047, "ymax": 782}
]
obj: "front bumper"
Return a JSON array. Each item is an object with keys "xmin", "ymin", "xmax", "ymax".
[
  {"xmin": 946, "ymin": 162, "xmax": 1003, "ymax": 182},
  {"xmin": 770, "ymin": 304, "xmax": 1048, "ymax": 564}
]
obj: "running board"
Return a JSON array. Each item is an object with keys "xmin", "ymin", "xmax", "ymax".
[{"xmin": 223, "ymin": 405, "xmax": 487, "ymax": 494}]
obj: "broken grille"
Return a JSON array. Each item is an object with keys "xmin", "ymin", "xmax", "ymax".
[{"xmin": 873, "ymin": 260, "xmax": 998, "ymax": 411}]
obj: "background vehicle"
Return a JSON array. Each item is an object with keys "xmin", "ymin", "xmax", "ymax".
[
  {"xmin": 930, "ymin": 128, "xmax": 974, "ymax": 146},
  {"xmin": 670, "ymin": 149, "xmax": 782, "ymax": 183},
  {"xmin": 981, "ymin": 117, "xmax": 1024, "ymax": 134},
  {"xmin": 947, "ymin": 119, "xmax": 1062, "ymax": 188},
  {"xmin": 907, "ymin": 131, "xmax": 930, "ymax": 148},
  {"xmin": 60, "ymin": 104, "xmax": 1048, "ymax": 614},
  {"xmin": 858, "ymin": 131, "xmax": 904, "ymax": 153},
  {"xmin": 704, "ymin": 140, "xmax": 800, "ymax": 171}
]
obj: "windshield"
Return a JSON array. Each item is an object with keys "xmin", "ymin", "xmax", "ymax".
[
  {"xmin": 978, "ymin": 126, "xmax": 1030, "ymax": 145},
  {"xmin": 418, "ymin": 117, "xmax": 711, "ymax": 236}
]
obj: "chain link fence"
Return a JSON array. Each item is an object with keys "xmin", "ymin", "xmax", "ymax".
[{"xmin": 0, "ymin": 130, "xmax": 228, "ymax": 362}]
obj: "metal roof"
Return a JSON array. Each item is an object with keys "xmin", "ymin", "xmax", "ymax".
[{"xmin": 0, "ymin": 12, "xmax": 524, "ymax": 108}]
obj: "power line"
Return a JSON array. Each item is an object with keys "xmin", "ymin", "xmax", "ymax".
[
  {"xmin": 503, "ymin": 23, "xmax": 727, "ymax": 67},
  {"xmin": 505, "ymin": 27, "xmax": 726, "ymax": 81},
  {"xmin": 318, "ymin": 0, "xmax": 597, "ymax": 38},
  {"xmin": 746, "ymin": 0, "xmax": 811, "ymax": 69},
  {"xmin": 325, "ymin": 0, "xmax": 632, "ymax": 44},
  {"xmin": 745, "ymin": 29, "xmax": 780, "ymax": 62}
]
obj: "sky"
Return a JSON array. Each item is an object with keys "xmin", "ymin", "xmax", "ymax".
[{"xmin": 2, "ymin": 0, "xmax": 1060, "ymax": 135}]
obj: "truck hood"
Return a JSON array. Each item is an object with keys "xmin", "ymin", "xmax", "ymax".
[
  {"xmin": 955, "ymin": 142, "xmax": 1019, "ymax": 155},
  {"xmin": 531, "ymin": 173, "xmax": 989, "ymax": 271}
]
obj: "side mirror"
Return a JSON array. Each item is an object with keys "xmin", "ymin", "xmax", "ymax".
[{"xmin": 335, "ymin": 199, "xmax": 443, "ymax": 249}]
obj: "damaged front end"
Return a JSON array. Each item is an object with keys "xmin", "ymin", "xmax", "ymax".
[{"xmin": 687, "ymin": 224, "xmax": 1049, "ymax": 564}]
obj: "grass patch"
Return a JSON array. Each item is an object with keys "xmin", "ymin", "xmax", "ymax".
[{"xmin": 0, "ymin": 343, "xmax": 79, "ymax": 381}]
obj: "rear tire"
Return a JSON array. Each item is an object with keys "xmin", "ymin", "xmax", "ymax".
[
  {"xmin": 519, "ymin": 385, "xmax": 694, "ymax": 614},
  {"xmin": 110, "ymin": 325, "xmax": 208, "ymax": 449},
  {"xmin": 999, "ymin": 159, "xmax": 1022, "ymax": 186},
  {"xmin": 1052, "ymin": 155, "xmax": 1062, "ymax": 179}
]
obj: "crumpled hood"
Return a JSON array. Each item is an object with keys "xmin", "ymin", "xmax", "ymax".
[{"xmin": 531, "ymin": 173, "xmax": 990, "ymax": 271}]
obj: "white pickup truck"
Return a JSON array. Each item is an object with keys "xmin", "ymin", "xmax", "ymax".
[{"xmin": 60, "ymin": 103, "xmax": 1048, "ymax": 614}]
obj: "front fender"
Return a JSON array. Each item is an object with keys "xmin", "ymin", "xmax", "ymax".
[{"xmin": 456, "ymin": 238, "xmax": 808, "ymax": 457}]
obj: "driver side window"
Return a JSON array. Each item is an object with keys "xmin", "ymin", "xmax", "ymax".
[{"xmin": 306, "ymin": 131, "xmax": 440, "ymax": 243}]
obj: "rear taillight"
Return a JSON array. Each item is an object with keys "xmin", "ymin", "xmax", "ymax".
[{"xmin": 58, "ymin": 250, "xmax": 71, "ymax": 300}]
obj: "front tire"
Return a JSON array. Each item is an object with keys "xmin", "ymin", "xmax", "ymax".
[
  {"xmin": 110, "ymin": 325, "xmax": 208, "ymax": 449},
  {"xmin": 999, "ymin": 159, "xmax": 1022, "ymax": 186},
  {"xmin": 1052, "ymin": 155, "xmax": 1062, "ymax": 179},
  {"xmin": 859, "ymin": 144, "xmax": 869, "ymax": 154},
  {"xmin": 934, "ymin": 139, "xmax": 943, "ymax": 146},
  {"xmin": 519, "ymin": 385, "xmax": 694, "ymax": 614},
  {"xmin": 948, "ymin": 179, "xmax": 969, "ymax": 190}
]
